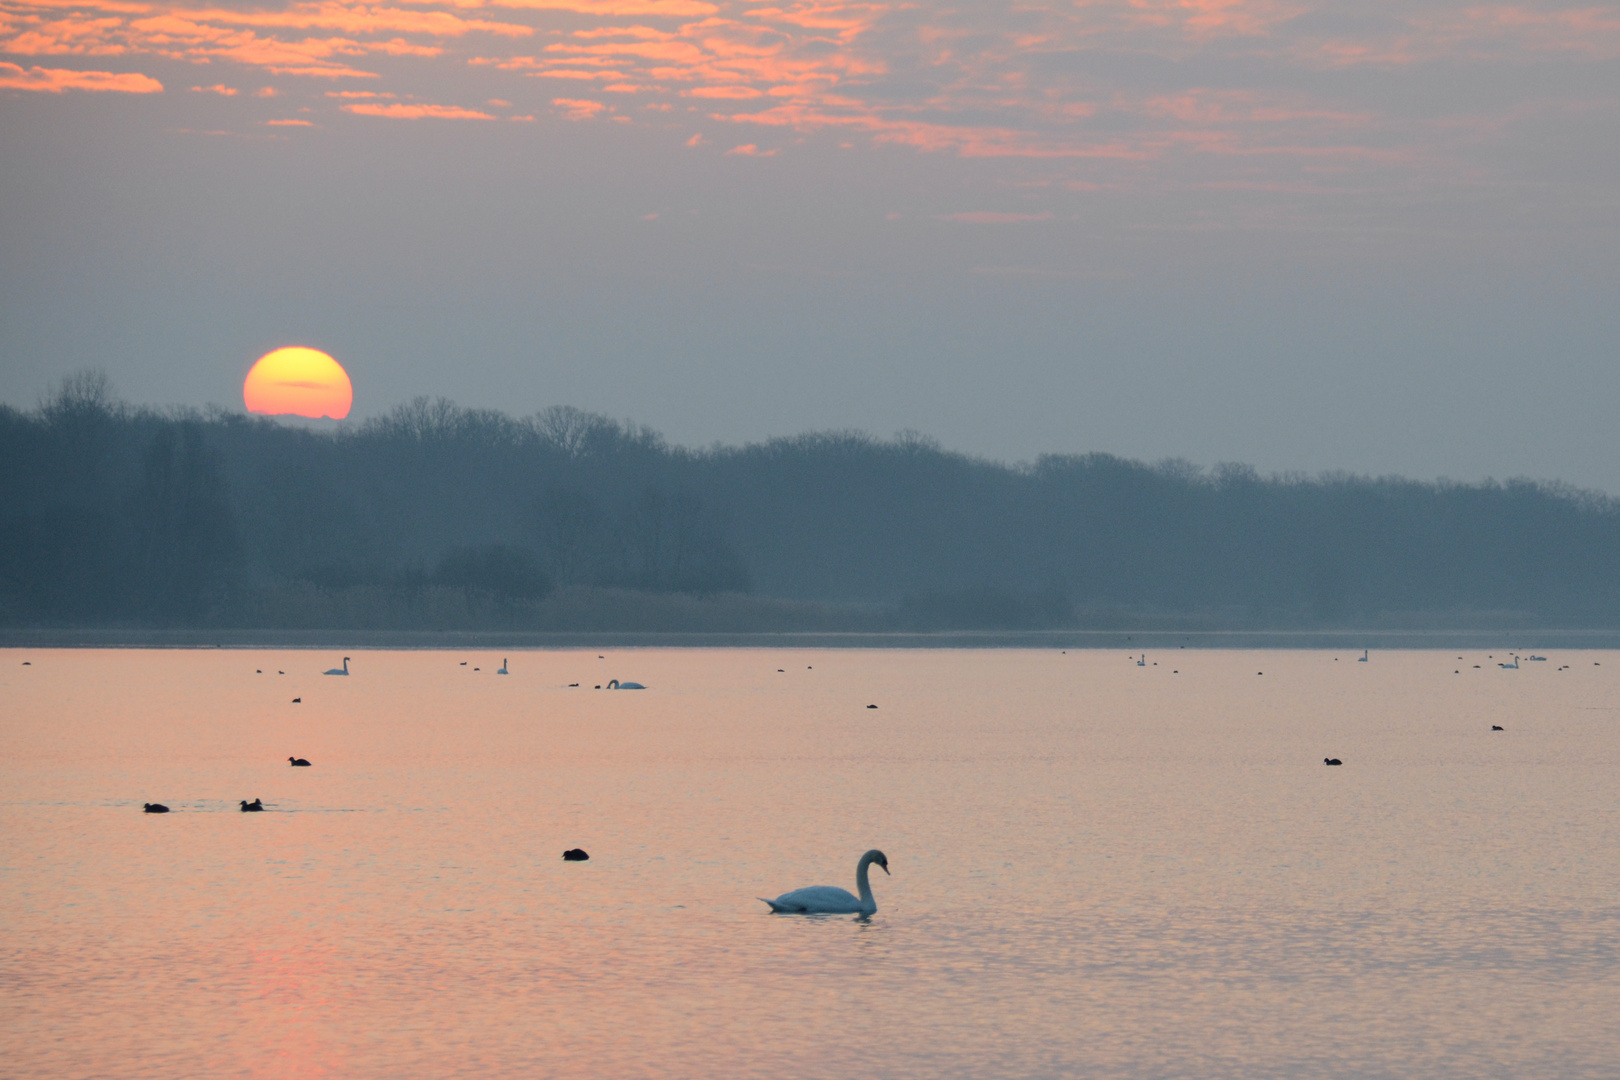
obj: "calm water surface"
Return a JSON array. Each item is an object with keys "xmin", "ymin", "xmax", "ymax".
[{"xmin": 3, "ymin": 648, "xmax": 1618, "ymax": 1079}]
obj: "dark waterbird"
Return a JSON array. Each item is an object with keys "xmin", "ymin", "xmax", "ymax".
[
  {"xmin": 867, "ymin": 704, "xmax": 878, "ymax": 709},
  {"xmin": 292, "ymin": 697, "xmax": 301, "ymax": 703},
  {"xmin": 143, "ymin": 803, "xmax": 169, "ymax": 813},
  {"xmin": 562, "ymin": 848, "xmax": 590, "ymax": 861},
  {"xmin": 1492, "ymin": 725, "xmax": 1504, "ymax": 731},
  {"xmin": 240, "ymin": 798, "xmax": 264, "ymax": 812},
  {"xmin": 1324, "ymin": 758, "xmax": 1343, "ymax": 766},
  {"xmin": 288, "ymin": 757, "xmax": 311, "ymax": 766}
]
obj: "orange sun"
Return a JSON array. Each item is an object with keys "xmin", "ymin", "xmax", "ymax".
[{"xmin": 243, "ymin": 347, "xmax": 353, "ymax": 419}]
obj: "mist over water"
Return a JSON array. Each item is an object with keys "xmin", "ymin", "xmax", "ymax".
[{"xmin": 4, "ymin": 648, "xmax": 1617, "ymax": 1078}]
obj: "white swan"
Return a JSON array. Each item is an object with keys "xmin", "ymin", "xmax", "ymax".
[
  {"xmin": 1358, "ymin": 649, "xmax": 1369, "ymax": 662},
  {"xmin": 1499, "ymin": 655, "xmax": 1519, "ymax": 669},
  {"xmin": 760, "ymin": 849, "xmax": 889, "ymax": 915},
  {"xmin": 497, "ymin": 658, "xmax": 509, "ymax": 675},
  {"xmin": 323, "ymin": 657, "xmax": 350, "ymax": 676},
  {"xmin": 607, "ymin": 679, "xmax": 645, "ymax": 689}
]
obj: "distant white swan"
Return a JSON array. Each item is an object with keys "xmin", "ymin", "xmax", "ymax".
[
  {"xmin": 324, "ymin": 657, "xmax": 350, "ymax": 676},
  {"xmin": 607, "ymin": 679, "xmax": 645, "ymax": 689},
  {"xmin": 497, "ymin": 659, "xmax": 509, "ymax": 675},
  {"xmin": 1499, "ymin": 655, "xmax": 1519, "ymax": 669},
  {"xmin": 761, "ymin": 849, "xmax": 890, "ymax": 915},
  {"xmin": 1358, "ymin": 650, "xmax": 1369, "ymax": 662},
  {"xmin": 1136, "ymin": 654, "xmax": 1146, "ymax": 667}
]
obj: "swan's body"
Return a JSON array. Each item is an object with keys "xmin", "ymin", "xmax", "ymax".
[
  {"xmin": 497, "ymin": 659, "xmax": 509, "ymax": 674},
  {"xmin": 324, "ymin": 657, "xmax": 350, "ymax": 676},
  {"xmin": 761, "ymin": 849, "xmax": 889, "ymax": 915},
  {"xmin": 607, "ymin": 679, "xmax": 646, "ymax": 690}
]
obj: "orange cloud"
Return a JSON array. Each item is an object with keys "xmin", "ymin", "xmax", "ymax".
[
  {"xmin": 343, "ymin": 100, "xmax": 495, "ymax": 117},
  {"xmin": 6, "ymin": 0, "xmax": 1609, "ymax": 186},
  {"xmin": 0, "ymin": 60, "xmax": 161, "ymax": 90},
  {"xmin": 2, "ymin": 16, "xmax": 127, "ymax": 55},
  {"xmin": 687, "ymin": 84, "xmax": 761, "ymax": 98},
  {"xmin": 265, "ymin": 116, "xmax": 314, "ymax": 124},
  {"xmin": 490, "ymin": 0, "xmax": 717, "ymax": 15},
  {"xmin": 551, "ymin": 94, "xmax": 607, "ymax": 117},
  {"xmin": 190, "ymin": 81, "xmax": 235, "ymax": 93},
  {"xmin": 176, "ymin": 4, "xmax": 531, "ymax": 39}
]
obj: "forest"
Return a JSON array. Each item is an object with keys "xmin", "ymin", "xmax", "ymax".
[{"xmin": 4, "ymin": 372, "xmax": 1619, "ymax": 631}]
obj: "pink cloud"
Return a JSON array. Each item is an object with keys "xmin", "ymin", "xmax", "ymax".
[
  {"xmin": 939, "ymin": 211, "xmax": 1054, "ymax": 223},
  {"xmin": 189, "ymin": 82, "xmax": 235, "ymax": 93},
  {"xmin": 265, "ymin": 116, "xmax": 314, "ymax": 124},
  {"xmin": 0, "ymin": 60, "xmax": 161, "ymax": 91}
]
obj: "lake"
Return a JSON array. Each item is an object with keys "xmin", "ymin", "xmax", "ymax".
[{"xmin": 3, "ymin": 647, "xmax": 1617, "ymax": 1078}]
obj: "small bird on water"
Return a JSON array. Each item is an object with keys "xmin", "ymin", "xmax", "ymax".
[
  {"xmin": 143, "ymin": 803, "xmax": 169, "ymax": 813},
  {"xmin": 1324, "ymin": 758, "xmax": 1343, "ymax": 766},
  {"xmin": 562, "ymin": 848, "xmax": 590, "ymax": 861},
  {"xmin": 240, "ymin": 798, "xmax": 264, "ymax": 812},
  {"xmin": 288, "ymin": 757, "xmax": 311, "ymax": 766},
  {"xmin": 1492, "ymin": 725, "xmax": 1504, "ymax": 731}
]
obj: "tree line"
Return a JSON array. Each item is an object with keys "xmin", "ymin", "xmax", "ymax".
[{"xmin": 4, "ymin": 372, "xmax": 1619, "ymax": 629}]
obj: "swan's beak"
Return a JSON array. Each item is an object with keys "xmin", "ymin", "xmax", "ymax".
[{"xmin": 880, "ymin": 863, "xmax": 890, "ymax": 875}]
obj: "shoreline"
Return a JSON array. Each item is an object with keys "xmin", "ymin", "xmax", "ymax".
[{"xmin": 6, "ymin": 627, "xmax": 1620, "ymax": 650}]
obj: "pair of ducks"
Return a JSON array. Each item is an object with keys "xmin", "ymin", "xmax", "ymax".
[{"xmin": 147, "ymin": 799, "xmax": 264, "ymax": 812}]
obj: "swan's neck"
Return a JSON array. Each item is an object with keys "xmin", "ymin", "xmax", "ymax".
[{"xmin": 855, "ymin": 854, "xmax": 876, "ymax": 909}]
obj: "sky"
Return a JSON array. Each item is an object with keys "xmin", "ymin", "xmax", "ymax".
[{"xmin": 2, "ymin": 0, "xmax": 1618, "ymax": 487}]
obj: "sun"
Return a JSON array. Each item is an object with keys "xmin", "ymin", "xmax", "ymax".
[{"xmin": 243, "ymin": 347, "xmax": 353, "ymax": 419}]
